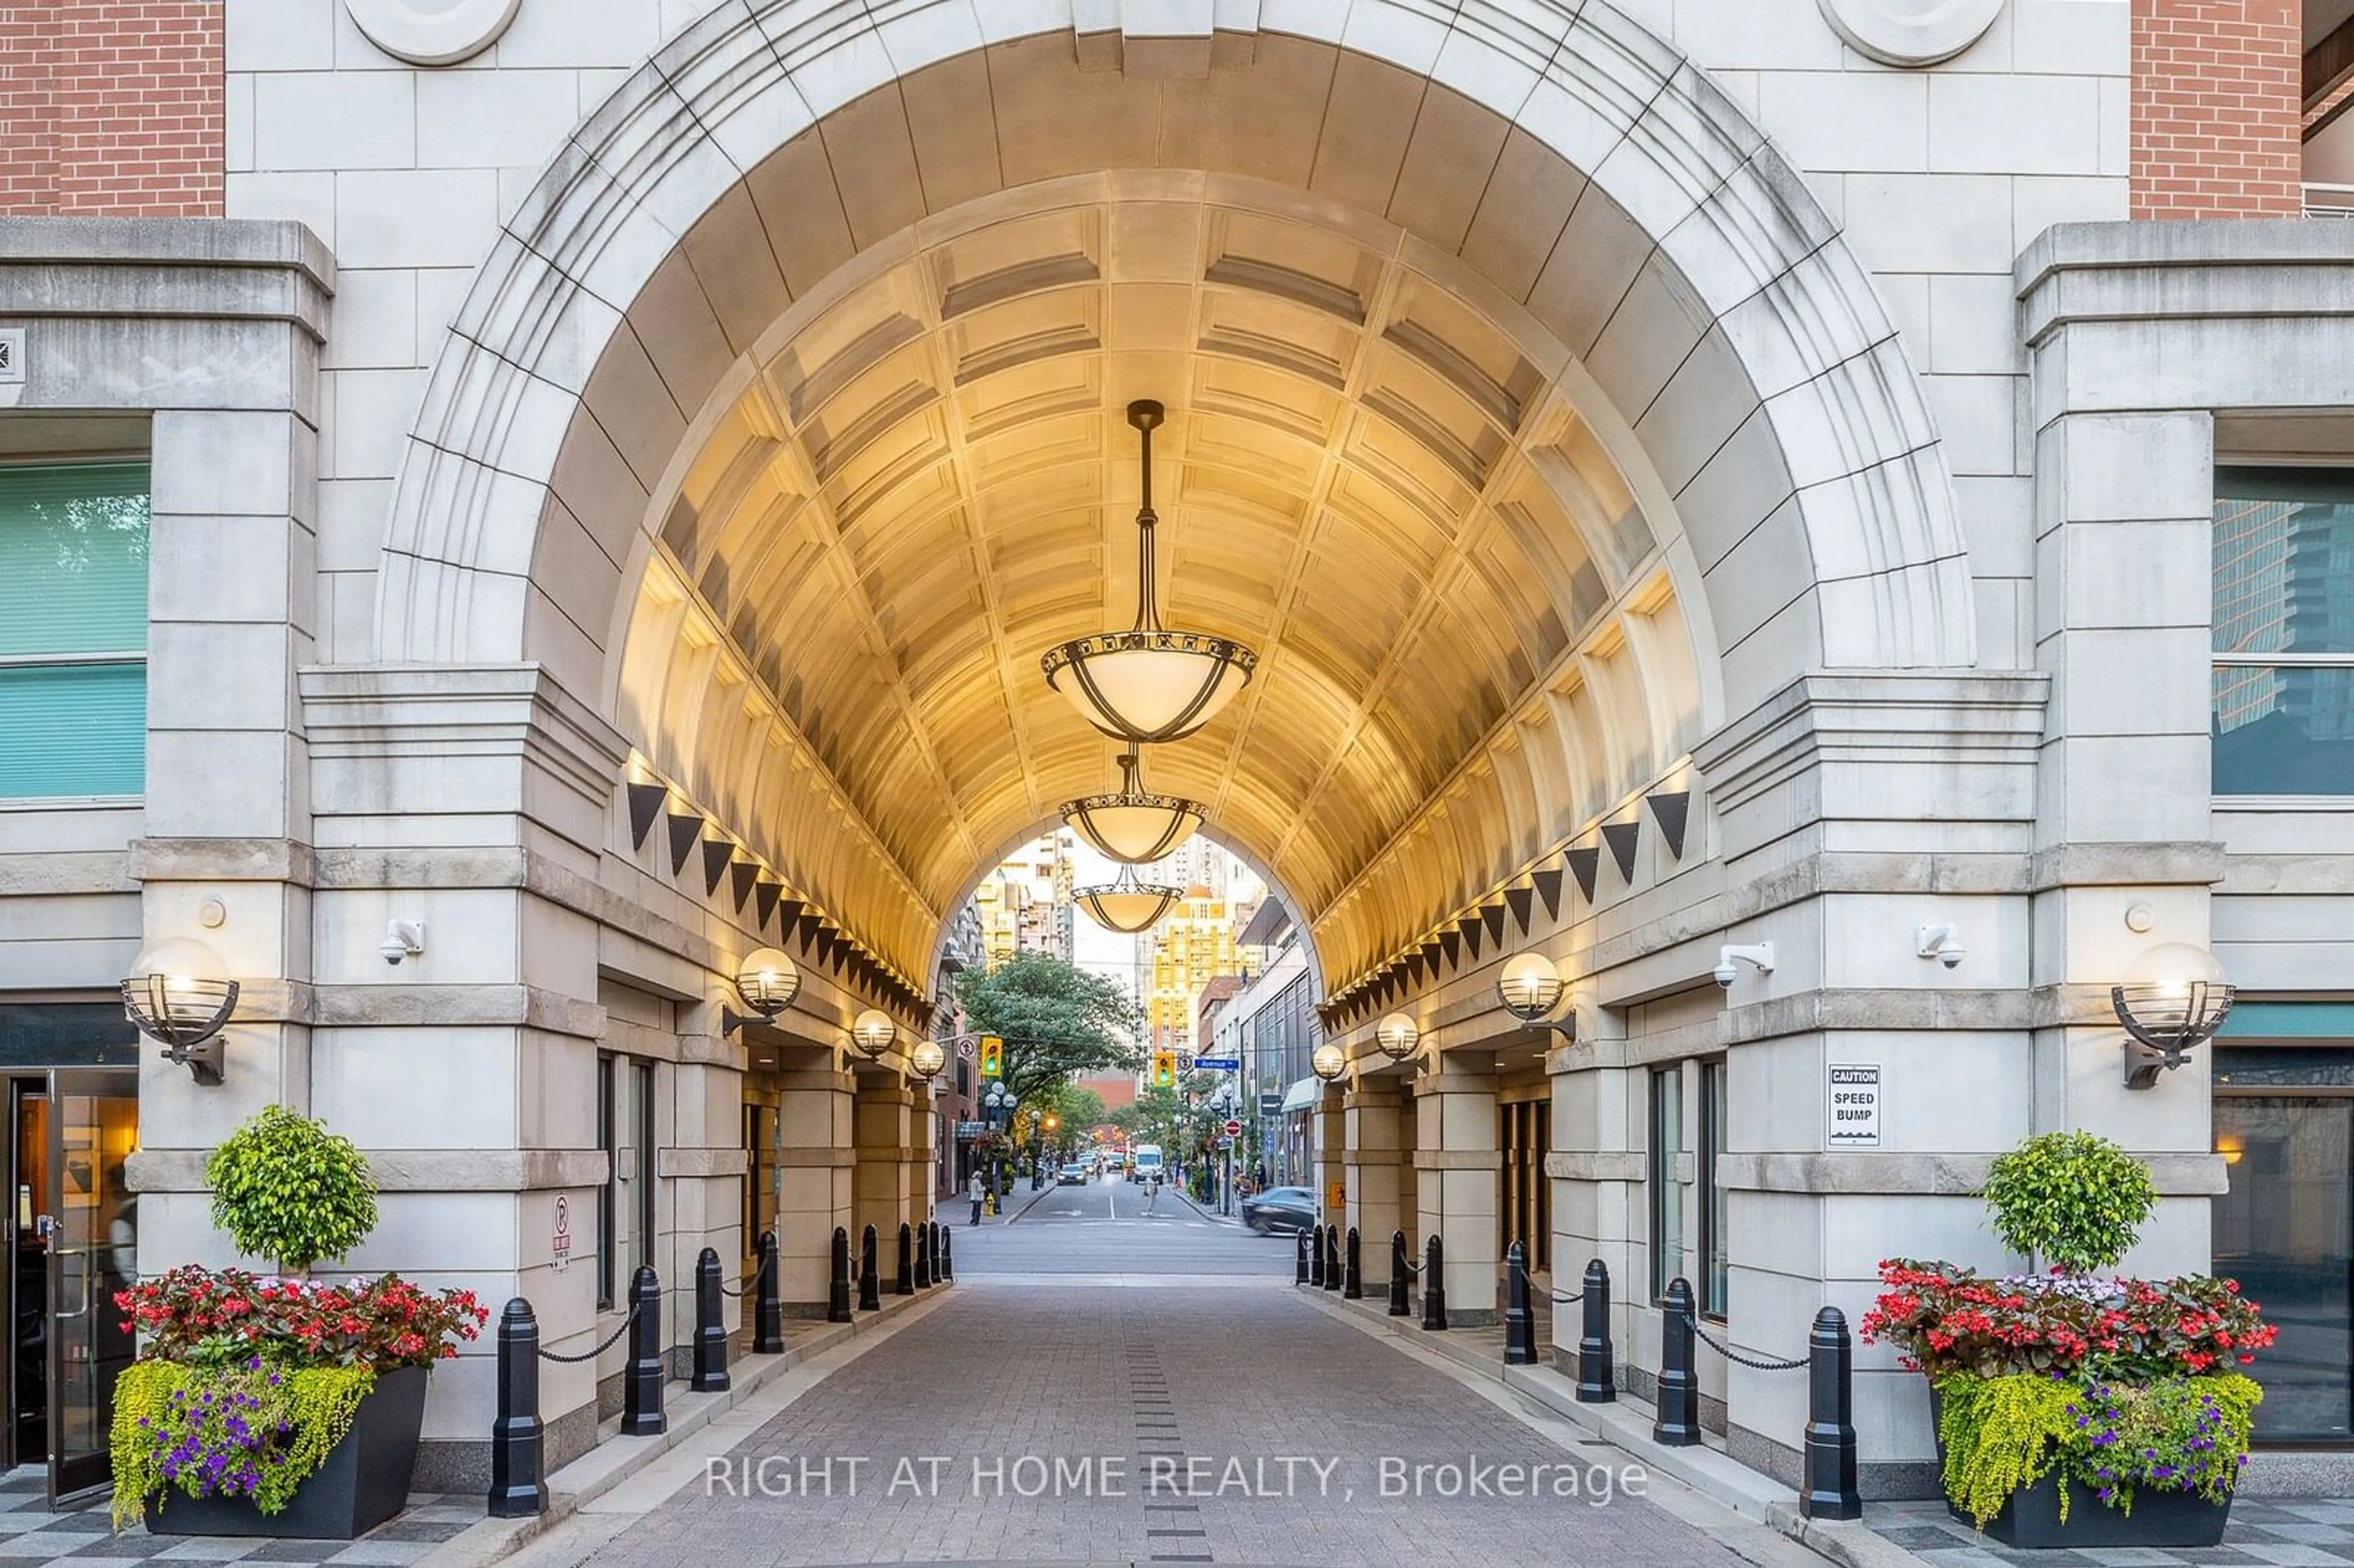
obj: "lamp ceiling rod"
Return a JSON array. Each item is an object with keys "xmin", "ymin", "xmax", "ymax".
[{"xmin": 1129, "ymin": 398, "xmax": 1163, "ymax": 634}]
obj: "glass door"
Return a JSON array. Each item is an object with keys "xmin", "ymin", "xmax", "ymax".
[
  {"xmin": 2215, "ymin": 1093, "xmax": 2354, "ymax": 1442},
  {"xmin": 44, "ymin": 1068, "xmax": 135, "ymax": 1502}
]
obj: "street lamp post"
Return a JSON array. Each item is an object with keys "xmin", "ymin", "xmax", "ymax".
[{"xmin": 983, "ymin": 1083, "xmax": 1017, "ymax": 1211}]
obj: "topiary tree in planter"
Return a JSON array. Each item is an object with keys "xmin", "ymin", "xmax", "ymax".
[
  {"xmin": 1981, "ymin": 1130, "xmax": 2158, "ymax": 1276},
  {"xmin": 204, "ymin": 1103, "xmax": 379, "ymax": 1277}
]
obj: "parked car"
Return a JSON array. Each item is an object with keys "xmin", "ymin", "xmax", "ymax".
[
  {"xmin": 1240, "ymin": 1185, "xmax": 1316, "ymax": 1235},
  {"xmin": 1057, "ymin": 1160, "xmax": 1088, "ymax": 1186}
]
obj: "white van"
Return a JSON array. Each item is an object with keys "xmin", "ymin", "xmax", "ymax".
[{"xmin": 1131, "ymin": 1144, "xmax": 1163, "ymax": 1184}]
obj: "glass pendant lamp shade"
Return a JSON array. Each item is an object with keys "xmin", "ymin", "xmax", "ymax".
[
  {"xmin": 1062, "ymin": 745, "xmax": 1205, "ymax": 864},
  {"xmin": 1074, "ymin": 863, "xmax": 1186, "ymax": 934},
  {"xmin": 1042, "ymin": 400, "xmax": 1257, "ymax": 744}
]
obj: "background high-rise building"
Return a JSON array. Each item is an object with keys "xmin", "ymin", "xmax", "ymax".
[{"xmin": 970, "ymin": 829, "xmax": 1077, "ymax": 965}]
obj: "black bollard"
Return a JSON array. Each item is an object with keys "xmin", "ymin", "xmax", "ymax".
[
  {"xmin": 1388, "ymin": 1231, "xmax": 1411, "ymax": 1316},
  {"xmin": 1295, "ymin": 1228, "xmax": 1310, "ymax": 1285},
  {"xmin": 622, "ymin": 1265, "xmax": 665, "ymax": 1436},
  {"xmin": 1575, "ymin": 1257, "xmax": 1615, "ymax": 1402},
  {"xmin": 1504, "ymin": 1240, "xmax": 1536, "ymax": 1365},
  {"xmin": 940, "ymin": 1225, "xmax": 954, "ymax": 1282},
  {"xmin": 1655, "ymin": 1277, "xmax": 1701, "ymax": 1445},
  {"xmin": 1308, "ymin": 1224, "xmax": 1327, "ymax": 1288},
  {"xmin": 913, "ymin": 1219, "xmax": 932, "ymax": 1288},
  {"xmin": 754, "ymin": 1230, "xmax": 783, "ymax": 1354},
  {"xmin": 896, "ymin": 1222, "xmax": 915, "ymax": 1295},
  {"xmin": 1420, "ymin": 1234, "xmax": 1449, "ymax": 1331},
  {"xmin": 1343, "ymin": 1225, "xmax": 1363, "ymax": 1300},
  {"xmin": 488, "ymin": 1298, "xmax": 546, "ymax": 1517},
  {"xmin": 926, "ymin": 1219, "xmax": 943, "ymax": 1284},
  {"xmin": 1802, "ymin": 1307, "xmax": 1864, "ymax": 1520},
  {"xmin": 827, "ymin": 1226, "xmax": 853, "ymax": 1323},
  {"xmin": 859, "ymin": 1224, "xmax": 881, "ymax": 1311},
  {"xmin": 693, "ymin": 1247, "xmax": 730, "ymax": 1393}
]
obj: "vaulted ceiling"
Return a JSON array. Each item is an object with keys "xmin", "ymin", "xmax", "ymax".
[{"xmin": 606, "ymin": 39, "xmax": 1712, "ymax": 992}]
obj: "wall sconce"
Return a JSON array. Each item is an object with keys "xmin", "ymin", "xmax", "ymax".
[
  {"xmin": 1374, "ymin": 1011, "xmax": 1421, "ymax": 1061},
  {"xmin": 2214, "ymin": 1131, "xmax": 2244, "ymax": 1166},
  {"xmin": 907, "ymin": 1038, "xmax": 947, "ymax": 1081},
  {"xmin": 721, "ymin": 946, "xmax": 801, "ymax": 1035},
  {"xmin": 121, "ymin": 937, "xmax": 237, "ymax": 1086},
  {"xmin": 1914, "ymin": 924, "xmax": 1965, "ymax": 969},
  {"xmin": 1496, "ymin": 951, "xmax": 1575, "ymax": 1044},
  {"xmin": 1713, "ymin": 942, "xmax": 1775, "ymax": 991},
  {"xmin": 1310, "ymin": 1043, "xmax": 1347, "ymax": 1082},
  {"xmin": 2114, "ymin": 942, "xmax": 2234, "ymax": 1090},
  {"xmin": 850, "ymin": 1009, "xmax": 898, "ymax": 1059}
]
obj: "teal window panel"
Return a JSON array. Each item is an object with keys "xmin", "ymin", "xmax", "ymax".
[
  {"xmin": 0, "ymin": 662, "xmax": 145, "ymax": 797},
  {"xmin": 2217, "ymin": 1000, "xmax": 2354, "ymax": 1040},
  {"xmin": 0, "ymin": 461, "xmax": 150, "ymax": 658}
]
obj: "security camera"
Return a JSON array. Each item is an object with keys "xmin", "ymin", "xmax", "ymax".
[
  {"xmin": 1916, "ymin": 924, "xmax": 1965, "ymax": 970},
  {"xmin": 380, "ymin": 919, "xmax": 426, "ymax": 967},
  {"xmin": 1713, "ymin": 943, "xmax": 1775, "ymax": 991}
]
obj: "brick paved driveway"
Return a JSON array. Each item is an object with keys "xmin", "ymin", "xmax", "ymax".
[{"xmin": 574, "ymin": 1271, "xmax": 1746, "ymax": 1568}]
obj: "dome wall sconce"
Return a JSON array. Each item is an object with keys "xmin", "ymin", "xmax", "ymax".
[
  {"xmin": 121, "ymin": 937, "xmax": 238, "ymax": 1086},
  {"xmin": 1496, "ymin": 951, "xmax": 1575, "ymax": 1045},
  {"xmin": 722, "ymin": 946, "xmax": 801, "ymax": 1037},
  {"xmin": 908, "ymin": 1038, "xmax": 948, "ymax": 1081},
  {"xmin": 1311, "ymin": 1043, "xmax": 1347, "ymax": 1082},
  {"xmin": 1374, "ymin": 1012, "xmax": 1420, "ymax": 1061},
  {"xmin": 850, "ymin": 1009, "xmax": 899, "ymax": 1060},
  {"xmin": 2114, "ymin": 942, "xmax": 2235, "ymax": 1091}
]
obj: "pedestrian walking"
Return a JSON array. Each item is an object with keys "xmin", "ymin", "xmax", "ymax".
[
  {"xmin": 1145, "ymin": 1168, "xmax": 1161, "ymax": 1214},
  {"xmin": 968, "ymin": 1170, "xmax": 984, "ymax": 1225}
]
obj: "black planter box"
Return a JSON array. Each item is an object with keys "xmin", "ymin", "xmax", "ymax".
[
  {"xmin": 142, "ymin": 1364, "xmax": 429, "ymax": 1540},
  {"xmin": 1957, "ymin": 1473, "xmax": 2233, "ymax": 1548}
]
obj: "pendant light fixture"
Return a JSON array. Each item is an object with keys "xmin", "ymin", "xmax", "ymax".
[
  {"xmin": 1042, "ymin": 399, "xmax": 1258, "ymax": 744},
  {"xmin": 1073, "ymin": 862, "xmax": 1186, "ymax": 934},
  {"xmin": 1062, "ymin": 743, "xmax": 1206, "ymax": 865}
]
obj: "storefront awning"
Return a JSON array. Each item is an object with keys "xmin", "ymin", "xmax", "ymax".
[{"xmin": 1279, "ymin": 1077, "xmax": 1320, "ymax": 1114}]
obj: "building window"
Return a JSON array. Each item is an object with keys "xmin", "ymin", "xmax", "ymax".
[
  {"xmin": 1499, "ymin": 1099, "xmax": 1552, "ymax": 1274},
  {"xmin": 2214, "ymin": 1040, "xmax": 2354, "ymax": 1444},
  {"xmin": 0, "ymin": 460, "xmax": 150, "ymax": 799},
  {"xmin": 1699, "ymin": 1059, "xmax": 1729, "ymax": 1318},
  {"xmin": 633, "ymin": 1059, "xmax": 657, "ymax": 1276},
  {"xmin": 741, "ymin": 1102, "xmax": 771, "ymax": 1266},
  {"xmin": 596, "ymin": 1053, "xmax": 617, "ymax": 1309},
  {"xmin": 2212, "ymin": 468, "xmax": 2354, "ymax": 794},
  {"xmin": 1649, "ymin": 1065, "xmax": 1685, "ymax": 1302}
]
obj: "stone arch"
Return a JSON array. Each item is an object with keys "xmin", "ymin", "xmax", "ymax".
[{"xmin": 374, "ymin": 0, "xmax": 1976, "ymax": 984}]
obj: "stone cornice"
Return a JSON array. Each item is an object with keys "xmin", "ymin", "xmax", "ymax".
[
  {"xmin": 1717, "ymin": 1152, "xmax": 2228, "ymax": 1197},
  {"xmin": 128, "ymin": 1147, "xmax": 608, "ymax": 1194},
  {"xmin": 1693, "ymin": 671, "xmax": 2049, "ymax": 820},
  {"xmin": 299, "ymin": 663, "xmax": 628, "ymax": 826},
  {"xmin": 2019, "ymin": 220, "xmax": 2354, "ymax": 348},
  {"xmin": 0, "ymin": 218, "xmax": 333, "ymax": 340}
]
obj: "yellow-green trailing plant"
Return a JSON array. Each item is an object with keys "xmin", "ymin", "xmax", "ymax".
[
  {"xmin": 109, "ymin": 1356, "xmax": 375, "ymax": 1532},
  {"xmin": 1936, "ymin": 1371, "xmax": 2263, "ymax": 1528}
]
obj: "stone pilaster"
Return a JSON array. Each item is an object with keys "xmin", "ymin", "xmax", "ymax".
[
  {"xmin": 1344, "ymin": 1079, "xmax": 1405, "ymax": 1285},
  {"xmin": 775, "ymin": 1064, "xmax": 855, "ymax": 1313},
  {"xmin": 1416, "ymin": 1063, "xmax": 1501, "ymax": 1323}
]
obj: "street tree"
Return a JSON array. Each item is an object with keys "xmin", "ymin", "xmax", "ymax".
[{"xmin": 955, "ymin": 951, "xmax": 1144, "ymax": 1108}]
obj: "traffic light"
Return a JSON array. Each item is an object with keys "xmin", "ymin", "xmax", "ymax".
[
  {"xmin": 1151, "ymin": 1049, "xmax": 1176, "ymax": 1088},
  {"xmin": 979, "ymin": 1035, "xmax": 1003, "ymax": 1078}
]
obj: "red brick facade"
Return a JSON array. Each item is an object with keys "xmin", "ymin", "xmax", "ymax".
[
  {"xmin": 2131, "ymin": 0, "xmax": 2303, "ymax": 218},
  {"xmin": 0, "ymin": 2, "xmax": 223, "ymax": 218}
]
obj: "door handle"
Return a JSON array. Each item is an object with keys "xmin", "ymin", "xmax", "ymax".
[{"xmin": 50, "ymin": 1247, "xmax": 93, "ymax": 1322}]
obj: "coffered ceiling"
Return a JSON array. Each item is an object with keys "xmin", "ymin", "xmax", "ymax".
[{"xmin": 617, "ymin": 173, "xmax": 1703, "ymax": 986}]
